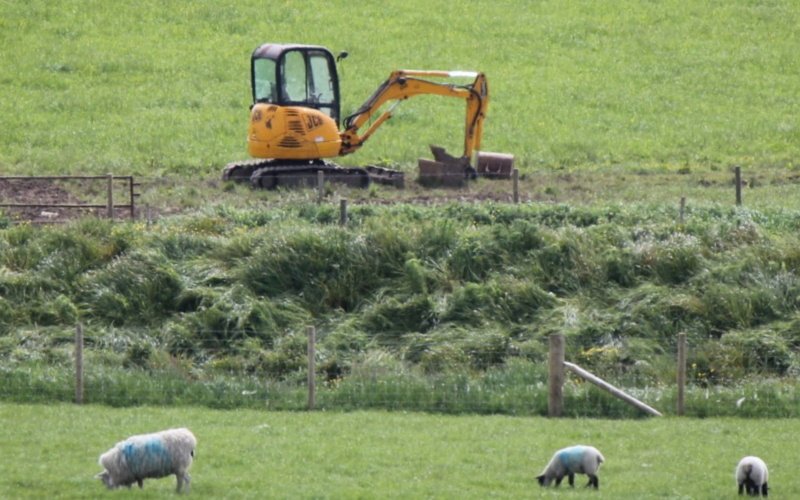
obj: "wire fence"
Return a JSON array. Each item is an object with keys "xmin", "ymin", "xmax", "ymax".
[
  {"xmin": 1, "ymin": 163, "xmax": 756, "ymax": 227},
  {"xmin": 0, "ymin": 174, "xmax": 140, "ymax": 224},
  {"xmin": 1, "ymin": 325, "xmax": 799, "ymax": 418}
]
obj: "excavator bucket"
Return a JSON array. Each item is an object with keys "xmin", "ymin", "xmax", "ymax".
[
  {"xmin": 476, "ymin": 152, "xmax": 515, "ymax": 179},
  {"xmin": 417, "ymin": 145, "xmax": 476, "ymax": 188},
  {"xmin": 418, "ymin": 145, "xmax": 515, "ymax": 187}
]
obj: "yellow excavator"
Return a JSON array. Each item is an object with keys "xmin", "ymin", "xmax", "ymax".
[{"xmin": 222, "ymin": 43, "xmax": 512, "ymax": 188}]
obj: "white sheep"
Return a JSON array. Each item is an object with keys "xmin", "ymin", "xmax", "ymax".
[
  {"xmin": 536, "ymin": 444, "xmax": 605, "ymax": 489},
  {"xmin": 736, "ymin": 456, "xmax": 769, "ymax": 497},
  {"xmin": 95, "ymin": 427, "xmax": 196, "ymax": 493}
]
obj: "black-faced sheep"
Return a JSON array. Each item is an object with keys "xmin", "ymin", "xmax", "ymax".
[
  {"xmin": 95, "ymin": 427, "xmax": 196, "ymax": 493},
  {"xmin": 536, "ymin": 444, "xmax": 604, "ymax": 489},
  {"xmin": 736, "ymin": 456, "xmax": 768, "ymax": 497}
]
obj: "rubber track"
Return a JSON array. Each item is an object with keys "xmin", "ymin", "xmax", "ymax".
[{"xmin": 222, "ymin": 159, "xmax": 371, "ymax": 189}]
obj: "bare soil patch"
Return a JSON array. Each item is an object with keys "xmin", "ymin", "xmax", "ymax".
[{"xmin": 0, "ymin": 178, "xmax": 94, "ymax": 224}]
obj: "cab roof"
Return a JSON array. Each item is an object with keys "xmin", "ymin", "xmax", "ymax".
[{"xmin": 251, "ymin": 43, "xmax": 332, "ymax": 61}]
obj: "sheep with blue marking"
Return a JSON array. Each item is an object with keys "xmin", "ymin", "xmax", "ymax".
[
  {"xmin": 536, "ymin": 445, "xmax": 604, "ymax": 489},
  {"xmin": 95, "ymin": 428, "xmax": 196, "ymax": 493},
  {"xmin": 736, "ymin": 456, "xmax": 769, "ymax": 497}
]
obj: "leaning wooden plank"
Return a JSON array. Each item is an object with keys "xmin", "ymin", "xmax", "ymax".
[{"xmin": 563, "ymin": 361, "xmax": 663, "ymax": 417}]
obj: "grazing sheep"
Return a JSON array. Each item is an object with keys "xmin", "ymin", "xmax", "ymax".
[
  {"xmin": 96, "ymin": 427, "xmax": 196, "ymax": 493},
  {"xmin": 536, "ymin": 445, "xmax": 605, "ymax": 489},
  {"xmin": 736, "ymin": 456, "xmax": 768, "ymax": 497}
]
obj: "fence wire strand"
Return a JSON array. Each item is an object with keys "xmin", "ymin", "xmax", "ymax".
[{"xmin": 2, "ymin": 327, "xmax": 799, "ymax": 418}]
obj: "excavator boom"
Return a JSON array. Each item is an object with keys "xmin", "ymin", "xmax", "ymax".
[{"xmin": 338, "ymin": 70, "xmax": 489, "ymax": 163}]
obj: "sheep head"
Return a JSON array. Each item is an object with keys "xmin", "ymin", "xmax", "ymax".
[{"xmin": 95, "ymin": 471, "xmax": 115, "ymax": 489}]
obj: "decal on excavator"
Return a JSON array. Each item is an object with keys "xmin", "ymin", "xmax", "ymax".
[{"xmin": 304, "ymin": 114, "xmax": 323, "ymax": 131}]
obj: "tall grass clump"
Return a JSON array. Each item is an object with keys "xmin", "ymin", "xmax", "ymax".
[
  {"xmin": 165, "ymin": 285, "xmax": 312, "ymax": 349},
  {"xmin": 238, "ymin": 226, "xmax": 392, "ymax": 313},
  {"xmin": 77, "ymin": 249, "xmax": 184, "ymax": 325}
]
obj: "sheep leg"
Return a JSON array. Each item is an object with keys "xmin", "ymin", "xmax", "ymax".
[
  {"xmin": 554, "ymin": 474, "xmax": 564, "ymax": 487},
  {"xmin": 568, "ymin": 473, "xmax": 575, "ymax": 487},
  {"xmin": 585, "ymin": 475, "xmax": 599, "ymax": 489},
  {"xmin": 137, "ymin": 479, "xmax": 143, "ymax": 489},
  {"xmin": 176, "ymin": 471, "xmax": 191, "ymax": 493},
  {"xmin": 761, "ymin": 482, "xmax": 768, "ymax": 497}
]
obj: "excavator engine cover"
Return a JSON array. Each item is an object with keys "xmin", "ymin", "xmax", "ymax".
[{"xmin": 247, "ymin": 104, "xmax": 342, "ymax": 160}]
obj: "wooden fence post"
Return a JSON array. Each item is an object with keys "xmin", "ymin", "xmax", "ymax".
[
  {"xmin": 307, "ymin": 326, "xmax": 316, "ymax": 411},
  {"xmin": 548, "ymin": 334, "xmax": 565, "ymax": 417},
  {"xmin": 677, "ymin": 332, "xmax": 687, "ymax": 416},
  {"xmin": 129, "ymin": 176, "xmax": 135, "ymax": 219},
  {"xmin": 340, "ymin": 199, "xmax": 348, "ymax": 227},
  {"xmin": 75, "ymin": 323, "xmax": 84, "ymax": 405},
  {"xmin": 512, "ymin": 168, "xmax": 519, "ymax": 203},
  {"xmin": 679, "ymin": 197, "xmax": 686, "ymax": 224},
  {"xmin": 107, "ymin": 173, "xmax": 114, "ymax": 220},
  {"xmin": 317, "ymin": 171, "xmax": 324, "ymax": 204},
  {"xmin": 735, "ymin": 166, "xmax": 742, "ymax": 206}
]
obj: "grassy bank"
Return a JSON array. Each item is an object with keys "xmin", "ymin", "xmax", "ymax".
[{"xmin": 2, "ymin": 201, "xmax": 800, "ymax": 416}]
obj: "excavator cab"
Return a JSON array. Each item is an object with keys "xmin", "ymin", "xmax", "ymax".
[
  {"xmin": 244, "ymin": 44, "xmax": 345, "ymax": 163},
  {"xmin": 251, "ymin": 44, "xmax": 341, "ymax": 126}
]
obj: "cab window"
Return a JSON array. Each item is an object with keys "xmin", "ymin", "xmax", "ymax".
[
  {"xmin": 282, "ymin": 51, "xmax": 307, "ymax": 102},
  {"xmin": 308, "ymin": 51, "xmax": 334, "ymax": 104},
  {"xmin": 308, "ymin": 51, "xmax": 337, "ymax": 122},
  {"xmin": 253, "ymin": 58, "xmax": 277, "ymax": 102}
]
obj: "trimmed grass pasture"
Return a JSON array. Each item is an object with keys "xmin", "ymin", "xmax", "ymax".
[
  {"xmin": 0, "ymin": 403, "xmax": 798, "ymax": 499},
  {"xmin": 1, "ymin": 0, "xmax": 799, "ymax": 175}
]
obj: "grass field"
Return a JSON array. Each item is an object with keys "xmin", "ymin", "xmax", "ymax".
[
  {"xmin": 1, "ymin": 0, "xmax": 799, "ymax": 175},
  {"xmin": 3, "ymin": 3, "xmax": 800, "ymax": 497},
  {"xmin": 0, "ymin": 403, "xmax": 797, "ymax": 499}
]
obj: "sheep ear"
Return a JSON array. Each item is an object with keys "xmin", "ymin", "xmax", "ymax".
[{"xmin": 536, "ymin": 475, "xmax": 546, "ymax": 486}]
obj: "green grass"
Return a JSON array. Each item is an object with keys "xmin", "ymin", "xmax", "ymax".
[
  {"xmin": 1, "ymin": 0, "xmax": 799, "ymax": 175},
  {"xmin": 3, "ymin": 0, "xmax": 800, "ymax": 422},
  {"xmin": 0, "ymin": 403, "xmax": 797, "ymax": 499},
  {"xmin": 3, "ymin": 202, "xmax": 800, "ymax": 418}
]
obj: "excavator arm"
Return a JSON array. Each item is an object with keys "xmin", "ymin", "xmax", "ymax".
[{"xmin": 338, "ymin": 70, "xmax": 489, "ymax": 163}]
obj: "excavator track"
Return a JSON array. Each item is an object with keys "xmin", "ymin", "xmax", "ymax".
[{"xmin": 222, "ymin": 159, "xmax": 372, "ymax": 189}]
